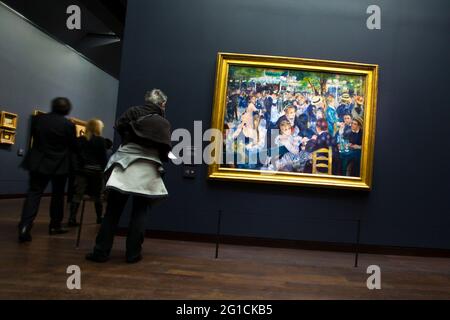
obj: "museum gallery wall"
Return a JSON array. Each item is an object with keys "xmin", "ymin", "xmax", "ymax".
[
  {"xmin": 0, "ymin": 3, "xmax": 119, "ymax": 195},
  {"xmin": 116, "ymin": 0, "xmax": 450, "ymax": 249}
]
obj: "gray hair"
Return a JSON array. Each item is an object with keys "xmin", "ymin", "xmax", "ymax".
[{"xmin": 145, "ymin": 89, "xmax": 168, "ymax": 107}]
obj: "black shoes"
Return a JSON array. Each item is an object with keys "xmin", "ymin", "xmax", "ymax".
[
  {"xmin": 49, "ymin": 227, "xmax": 69, "ymax": 235},
  {"xmin": 126, "ymin": 254, "xmax": 143, "ymax": 264},
  {"xmin": 85, "ymin": 252, "xmax": 143, "ymax": 264},
  {"xmin": 19, "ymin": 225, "xmax": 68, "ymax": 241},
  {"xmin": 85, "ymin": 253, "xmax": 109, "ymax": 263},
  {"xmin": 18, "ymin": 226, "xmax": 32, "ymax": 243}
]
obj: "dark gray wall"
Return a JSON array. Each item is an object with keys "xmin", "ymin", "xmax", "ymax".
[
  {"xmin": 0, "ymin": 3, "xmax": 119, "ymax": 194},
  {"xmin": 117, "ymin": 0, "xmax": 450, "ymax": 249}
]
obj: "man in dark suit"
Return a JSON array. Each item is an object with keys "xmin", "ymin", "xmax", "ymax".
[{"xmin": 18, "ymin": 98, "xmax": 77, "ymax": 243}]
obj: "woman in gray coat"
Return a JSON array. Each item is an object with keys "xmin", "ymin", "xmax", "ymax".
[{"xmin": 86, "ymin": 89, "xmax": 172, "ymax": 264}]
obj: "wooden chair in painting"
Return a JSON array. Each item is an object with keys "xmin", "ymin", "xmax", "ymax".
[{"xmin": 312, "ymin": 147, "xmax": 333, "ymax": 175}]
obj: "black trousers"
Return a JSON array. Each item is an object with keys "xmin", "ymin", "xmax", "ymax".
[
  {"xmin": 66, "ymin": 174, "xmax": 75, "ymax": 204},
  {"xmin": 93, "ymin": 189, "xmax": 150, "ymax": 260},
  {"xmin": 72, "ymin": 170, "xmax": 104, "ymax": 203},
  {"xmin": 71, "ymin": 170, "xmax": 104, "ymax": 218},
  {"xmin": 19, "ymin": 172, "xmax": 67, "ymax": 230}
]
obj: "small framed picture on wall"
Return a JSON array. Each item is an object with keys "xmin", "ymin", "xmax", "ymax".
[
  {"xmin": 0, "ymin": 129, "xmax": 16, "ymax": 145},
  {"xmin": 0, "ymin": 111, "xmax": 18, "ymax": 130}
]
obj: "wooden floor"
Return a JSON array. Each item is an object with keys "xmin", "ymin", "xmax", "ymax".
[{"xmin": 0, "ymin": 198, "xmax": 449, "ymax": 300}]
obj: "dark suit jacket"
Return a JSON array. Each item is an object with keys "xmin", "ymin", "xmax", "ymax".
[
  {"xmin": 305, "ymin": 131, "xmax": 336, "ymax": 153},
  {"xmin": 22, "ymin": 113, "xmax": 77, "ymax": 175},
  {"xmin": 74, "ymin": 136, "xmax": 108, "ymax": 172}
]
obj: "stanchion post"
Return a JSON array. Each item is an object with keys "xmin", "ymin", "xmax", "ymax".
[
  {"xmin": 215, "ymin": 210, "xmax": 222, "ymax": 259},
  {"xmin": 76, "ymin": 199, "xmax": 86, "ymax": 249},
  {"xmin": 354, "ymin": 219, "xmax": 361, "ymax": 268}
]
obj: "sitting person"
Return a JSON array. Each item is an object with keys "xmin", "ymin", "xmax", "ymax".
[
  {"xmin": 306, "ymin": 119, "xmax": 336, "ymax": 152},
  {"xmin": 276, "ymin": 105, "xmax": 299, "ymax": 133},
  {"xmin": 336, "ymin": 113, "xmax": 353, "ymax": 144},
  {"xmin": 296, "ymin": 113, "xmax": 316, "ymax": 139},
  {"xmin": 69, "ymin": 119, "xmax": 108, "ymax": 226},
  {"xmin": 306, "ymin": 119, "xmax": 339, "ymax": 174},
  {"xmin": 348, "ymin": 117, "xmax": 363, "ymax": 148},
  {"xmin": 274, "ymin": 120, "xmax": 310, "ymax": 172},
  {"xmin": 339, "ymin": 117, "xmax": 363, "ymax": 177}
]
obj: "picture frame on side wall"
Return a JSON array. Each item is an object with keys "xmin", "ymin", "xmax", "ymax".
[
  {"xmin": 208, "ymin": 53, "xmax": 378, "ymax": 190},
  {"xmin": 70, "ymin": 118, "xmax": 87, "ymax": 138},
  {"xmin": 0, "ymin": 111, "xmax": 18, "ymax": 130},
  {"xmin": 0, "ymin": 129, "xmax": 16, "ymax": 145}
]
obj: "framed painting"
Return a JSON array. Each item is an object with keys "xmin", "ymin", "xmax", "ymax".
[
  {"xmin": 71, "ymin": 117, "xmax": 87, "ymax": 138},
  {"xmin": 0, "ymin": 129, "xmax": 16, "ymax": 145},
  {"xmin": 208, "ymin": 53, "xmax": 378, "ymax": 190},
  {"xmin": 0, "ymin": 111, "xmax": 18, "ymax": 130}
]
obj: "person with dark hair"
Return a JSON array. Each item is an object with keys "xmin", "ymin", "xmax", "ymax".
[
  {"xmin": 86, "ymin": 89, "xmax": 172, "ymax": 264},
  {"xmin": 226, "ymin": 89, "xmax": 239, "ymax": 122},
  {"xmin": 348, "ymin": 118, "xmax": 363, "ymax": 148},
  {"xmin": 306, "ymin": 119, "xmax": 334, "ymax": 151},
  {"xmin": 68, "ymin": 119, "xmax": 108, "ymax": 226},
  {"xmin": 51, "ymin": 97, "xmax": 72, "ymax": 116},
  {"xmin": 255, "ymin": 91, "xmax": 264, "ymax": 111},
  {"xmin": 296, "ymin": 113, "xmax": 315, "ymax": 139},
  {"xmin": 306, "ymin": 118, "xmax": 339, "ymax": 174},
  {"xmin": 340, "ymin": 117, "xmax": 363, "ymax": 177},
  {"xmin": 18, "ymin": 97, "xmax": 77, "ymax": 243},
  {"xmin": 337, "ymin": 93, "xmax": 354, "ymax": 121},
  {"xmin": 306, "ymin": 104, "xmax": 318, "ymax": 131},
  {"xmin": 339, "ymin": 114, "xmax": 353, "ymax": 139},
  {"xmin": 104, "ymin": 138, "xmax": 114, "ymax": 159}
]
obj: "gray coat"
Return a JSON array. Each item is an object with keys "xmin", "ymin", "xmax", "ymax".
[{"xmin": 105, "ymin": 143, "xmax": 168, "ymax": 198}]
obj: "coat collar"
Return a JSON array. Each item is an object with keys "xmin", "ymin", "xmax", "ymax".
[{"xmin": 144, "ymin": 102, "xmax": 165, "ymax": 117}]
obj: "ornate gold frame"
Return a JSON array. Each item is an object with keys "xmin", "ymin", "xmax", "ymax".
[
  {"xmin": 208, "ymin": 53, "xmax": 378, "ymax": 190},
  {"xmin": 0, "ymin": 129, "xmax": 16, "ymax": 145},
  {"xmin": 0, "ymin": 111, "xmax": 18, "ymax": 130}
]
